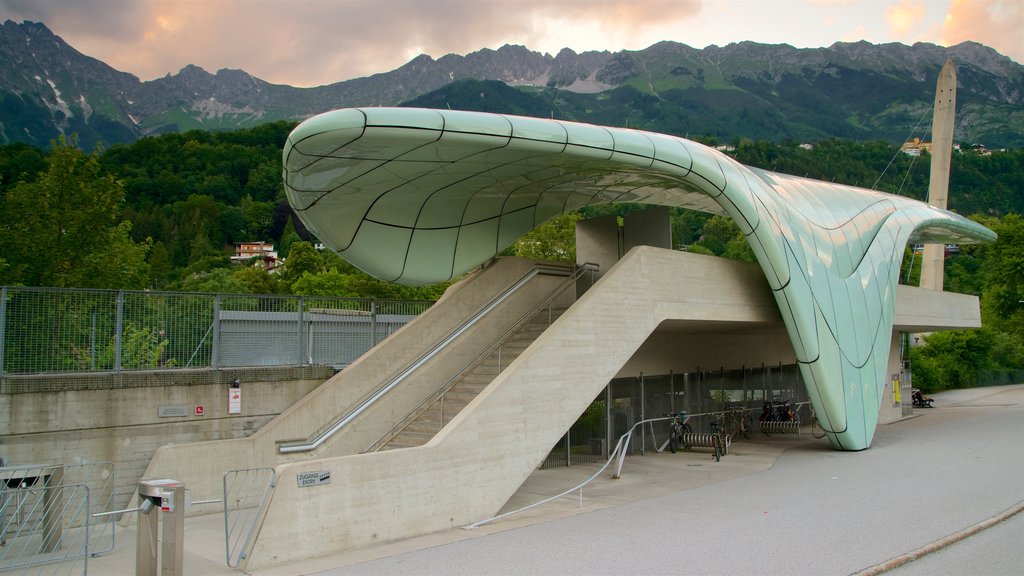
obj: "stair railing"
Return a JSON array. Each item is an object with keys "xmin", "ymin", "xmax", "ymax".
[
  {"xmin": 277, "ymin": 262, "xmax": 577, "ymax": 454},
  {"xmin": 364, "ymin": 262, "xmax": 598, "ymax": 453}
]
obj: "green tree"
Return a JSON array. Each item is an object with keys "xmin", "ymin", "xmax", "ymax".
[
  {"xmin": 978, "ymin": 214, "xmax": 1024, "ymax": 338},
  {"xmin": 282, "ymin": 241, "xmax": 323, "ymax": 287},
  {"xmin": 0, "ymin": 137, "xmax": 151, "ymax": 288},
  {"xmin": 278, "ymin": 216, "xmax": 301, "ymax": 258},
  {"xmin": 508, "ymin": 212, "xmax": 581, "ymax": 262}
]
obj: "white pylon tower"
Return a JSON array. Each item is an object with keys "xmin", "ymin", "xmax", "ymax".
[{"xmin": 919, "ymin": 59, "xmax": 957, "ymax": 291}]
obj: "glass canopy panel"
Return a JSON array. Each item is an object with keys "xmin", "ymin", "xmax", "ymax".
[
  {"xmin": 441, "ymin": 109, "xmax": 514, "ymax": 137},
  {"xmin": 345, "ymin": 221, "xmax": 413, "ymax": 281},
  {"xmin": 829, "ymin": 272, "xmax": 857, "ymax": 358},
  {"xmin": 501, "ymin": 184, "xmax": 548, "ymax": 215},
  {"xmin": 299, "ymin": 187, "xmax": 384, "ymax": 250},
  {"xmin": 454, "ymin": 219, "xmax": 501, "ymax": 275},
  {"xmin": 349, "ymin": 126, "xmax": 444, "ymax": 160},
  {"xmin": 647, "ymin": 132, "xmax": 693, "ymax": 173},
  {"xmin": 462, "ymin": 185, "xmax": 518, "ymax": 224},
  {"xmin": 286, "ymin": 108, "xmax": 365, "ymax": 157},
  {"xmin": 497, "ymin": 209, "xmax": 539, "ymax": 250},
  {"xmin": 609, "ymin": 130, "xmax": 655, "ymax": 166},
  {"xmin": 508, "ymin": 115, "xmax": 568, "ymax": 144},
  {"xmin": 402, "ymin": 228, "xmax": 459, "ymax": 284},
  {"xmin": 829, "ymin": 227, "xmax": 855, "ymax": 277},
  {"xmin": 365, "ymin": 174, "xmax": 456, "ymax": 228},
  {"xmin": 561, "ymin": 120, "xmax": 614, "ymax": 150},
  {"xmin": 362, "ymin": 107, "xmax": 446, "ymax": 131},
  {"xmin": 416, "ymin": 186, "xmax": 476, "ymax": 229},
  {"xmin": 399, "ymin": 131, "xmax": 511, "ymax": 162},
  {"xmin": 286, "ymin": 157, "xmax": 384, "ymax": 198},
  {"xmin": 680, "ymin": 141, "xmax": 726, "ymax": 194}
]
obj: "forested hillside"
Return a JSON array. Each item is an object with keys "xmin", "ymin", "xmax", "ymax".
[
  {"xmin": 0, "ymin": 122, "xmax": 1020, "ymax": 388},
  {"xmin": 1, "ymin": 123, "xmax": 1021, "ymax": 293}
]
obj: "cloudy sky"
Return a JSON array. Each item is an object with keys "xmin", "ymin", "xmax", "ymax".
[{"xmin": 1, "ymin": 0, "xmax": 1020, "ymax": 87}]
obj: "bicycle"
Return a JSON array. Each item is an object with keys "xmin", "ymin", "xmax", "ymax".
[
  {"xmin": 664, "ymin": 411, "xmax": 692, "ymax": 454},
  {"xmin": 759, "ymin": 399, "xmax": 796, "ymax": 436},
  {"xmin": 709, "ymin": 414, "xmax": 726, "ymax": 461},
  {"xmin": 725, "ymin": 405, "xmax": 752, "ymax": 440}
]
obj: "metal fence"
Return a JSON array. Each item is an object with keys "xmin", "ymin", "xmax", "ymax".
[{"xmin": 0, "ymin": 286, "xmax": 432, "ymax": 377}]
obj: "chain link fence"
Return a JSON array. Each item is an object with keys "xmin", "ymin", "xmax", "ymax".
[{"xmin": 0, "ymin": 286, "xmax": 432, "ymax": 378}]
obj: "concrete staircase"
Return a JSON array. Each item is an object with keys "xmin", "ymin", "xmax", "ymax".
[{"xmin": 382, "ymin": 308, "xmax": 567, "ymax": 450}]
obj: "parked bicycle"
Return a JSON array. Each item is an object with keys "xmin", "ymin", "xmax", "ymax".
[
  {"xmin": 725, "ymin": 405, "xmax": 752, "ymax": 440},
  {"xmin": 709, "ymin": 414, "xmax": 726, "ymax": 462},
  {"xmin": 664, "ymin": 411, "xmax": 692, "ymax": 454},
  {"xmin": 759, "ymin": 399, "xmax": 796, "ymax": 436}
]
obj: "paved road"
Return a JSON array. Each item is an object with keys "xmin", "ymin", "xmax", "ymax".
[{"xmin": 315, "ymin": 386, "xmax": 1024, "ymax": 576}]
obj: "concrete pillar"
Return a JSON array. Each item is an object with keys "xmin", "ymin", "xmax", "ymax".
[{"xmin": 920, "ymin": 59, "xmax": 957, "ymax": 291}]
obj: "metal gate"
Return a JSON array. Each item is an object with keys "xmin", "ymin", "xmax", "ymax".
[
  {"xmin": 0, "ymin": 461, "xmax": 115, "ymax": 575},
  {"xmin": 223, "ymin": 467, "xmax": 276, "ymax": 568}
]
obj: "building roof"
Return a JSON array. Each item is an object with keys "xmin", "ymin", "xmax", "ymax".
[{"xmin": 283, "ymin": 107, "xmax": 996, "ymax": 450}]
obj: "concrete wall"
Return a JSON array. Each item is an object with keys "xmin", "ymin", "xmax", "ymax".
[
  {"xmin": 623, "ymin": 206, "xmax": 671, "ymax": 253},
  {"xmin": 0, "ymin": 366, "xmax": 331, "ymax": 506}
]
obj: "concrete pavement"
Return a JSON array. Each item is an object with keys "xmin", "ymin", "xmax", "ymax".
[{"xmin": 87, "ymin": 384, "xmax": 1024, "ymax": 575}]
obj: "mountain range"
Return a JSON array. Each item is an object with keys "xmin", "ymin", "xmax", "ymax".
[{"xmin": 1, "ymin": 19, "xmax": 1022, "ymax": 150}]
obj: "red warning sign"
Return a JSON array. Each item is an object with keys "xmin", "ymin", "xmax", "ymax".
[{"xmin": 195, "ymin": 405, "xmax": 205, "ymax": 416}]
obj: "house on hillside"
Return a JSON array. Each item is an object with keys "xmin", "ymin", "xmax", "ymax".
[{"xmin": 232, "ymin": 241, "xmax": 281, "ymax": 270}]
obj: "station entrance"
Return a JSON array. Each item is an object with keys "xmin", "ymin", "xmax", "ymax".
[{"xmin": 541, "ymin": 363, "xmax": 809, "ymax": 469}]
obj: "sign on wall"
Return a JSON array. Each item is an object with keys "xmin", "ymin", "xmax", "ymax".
[{"xmin": 229, "ymin": 386, "xmax": 241, "ymax": 414}]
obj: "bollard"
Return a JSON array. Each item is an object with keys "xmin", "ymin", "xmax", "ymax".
[{"xmin": 136, "ymin": 479, "xmax": 187, "ymax": 576}]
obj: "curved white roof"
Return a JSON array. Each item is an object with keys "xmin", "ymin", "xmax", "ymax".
[{"xmin": 284, "ymin": 107, "xmax": 995, "ymax": 451}]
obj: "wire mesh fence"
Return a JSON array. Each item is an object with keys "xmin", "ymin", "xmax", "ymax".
[{"xmin": 0, "ymin": 287, "xmax": 432, "ymax": 377}]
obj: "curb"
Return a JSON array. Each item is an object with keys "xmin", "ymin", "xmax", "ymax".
[{"xmin": 851, "ymin": 500, "xmax": 1024, "ymax": 575}]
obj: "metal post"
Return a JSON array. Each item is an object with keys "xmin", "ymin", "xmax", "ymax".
[
  {"xmin": 639, "ymin": 373, "xmax": 645, "ymax": 454},
  {"xmin": 604, "ymin": 384, "xmax": 612, "ymax": 458},
  {"xmin": 161, "ymin": 483, "xmax": 185, "ymax": 576},
  {"xmin": 90, "ymin": 310, "xmax": 97, "ymax": 370},
  {"xmin": 137, "ymin": 478, "xmax": 186, "ymax": 576},
  {"xmin": 669, "ymin": 370, "xmax": 675, "ymax": 412},
  {"xmin": 297, "ymin": 297, "xmax": 305, "ymax": 366},
  {"xmin": 564, "ymin": 432, "xmax": 570, "ymax": 467},
  {"xmin": 211, "ymin": 295, "xmax": 221, "ymax": 369},
  {"xmin": 114, "ymin": 291, "xmax": 124, "ymax": 371},
  {"xmin": 0, "ymin": 286, "xmax": 6, "ymax": 379},
  {"xmin": 370, "ymin": 300, "xmax": 377, "ymax": 346},
  {"xmin": 40, "ymin": 465, "xmax": 63, "ymax": 553}
]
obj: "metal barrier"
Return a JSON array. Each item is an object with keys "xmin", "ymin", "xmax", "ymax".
[
  {"xmin": 0, "ymin": 461, "xmax": 115, "ymax": 573},
  {"xmin": 223, "ymin": 468, "xmax": 275, "ymax": 568},
  {"xmin": 678, "ymin": 432, "xmax": 733, "ymax": 450},
  {"xmin": 0, "ymin": 286, "xmax": 431, "ymax": 378},
  {"xmin": 0, "ymin": 475, "xmax": 90, "ymax": 575},
  {"xmin": 759, "ymin": 420, "xmax": 802, "ymax": 435}
]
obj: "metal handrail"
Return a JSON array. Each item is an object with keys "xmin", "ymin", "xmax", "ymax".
[
  {"xmin": 364, "ymin": 262, "xmax": 598, "ymax": 453},
  {"xmin": 465, "ymin": 402, "xmax": 815, "ymax": 529},
  {"xmin": 277, "ymin": 262, "xmax": 577, "ymax": 454}
]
